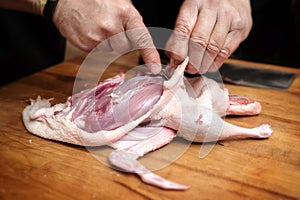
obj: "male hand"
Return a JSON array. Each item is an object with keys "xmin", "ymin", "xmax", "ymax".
[
  {"xmin": 53, "ymin": 0, "xmax": 161, "ymax": 73},
  {"xmin": 166, "ymin": 0, "xmax": 252, "ymax": 74}
]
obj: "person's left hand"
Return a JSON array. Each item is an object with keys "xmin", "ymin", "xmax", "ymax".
[{"xmin": 165, "ymin": 0, "xmax": 252, "ymax": 74}]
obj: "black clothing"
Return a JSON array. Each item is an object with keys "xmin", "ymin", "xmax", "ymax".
[{"xmin": 0, "ymin": 8, "xmax": 65, "ymax": 86}]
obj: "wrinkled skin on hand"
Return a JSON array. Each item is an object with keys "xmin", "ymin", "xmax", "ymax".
[
  {"xmin": 0, "ymin": 0, "xmax": 252, "ymax": 75},
  {"xmin": 53, "ymin": 0, "xmax": 161, "ymax": 73},
  {"xmin": 166, "ymin": 0, "xmax": 252, "ymax": 74}
]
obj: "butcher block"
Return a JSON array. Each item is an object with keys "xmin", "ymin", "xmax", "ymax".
[{"xmin": 0, "ymin": 51, "xmax": 299, "ymax": 199}]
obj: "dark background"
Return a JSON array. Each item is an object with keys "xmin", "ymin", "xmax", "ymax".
[
  {"xmin": 0, "ymin": 9, "xmax": 65, "ymax": 86},
  {"xmin": 0, "ymin": 0, "xmax": 299, "ymax": 86},
  {"xmin": 133, "ymin": 0, "xmax": 299, "ymax": 68},
  {"xmin": 232, "ymin": 0, "xmax": 299, "ymax": 68}
]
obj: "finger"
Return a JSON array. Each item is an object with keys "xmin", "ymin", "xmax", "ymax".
[
  {"xmin": 109, "ymin": 31, "xmax": 133, "ymax": 54},
  {"xmin": 213, "ymin": 30, "xmax": 242, "ymax": 69},
  {"xmin": 211, "ymin": 8, "xmax": 247, "ymax": 71},
  {"xmin": 124, "ymin": 9, "xmax": 161, "ymax": 73},
  {"xmin": 126, "ymin": 27, "xmax": 161, "ymax": 74},
  {"xmin": 165, "ymin": 1, "xmax": 199, "ymax": 68},
  {"xmin": 201, "ymin": 8, "xmax": 231, "ymax": 73},
  {"xmin": 165, "ymin": 30, "xmax": 189, "ymax": 68},
  {"xmin": 188, "ymin": 7, "xmax": 217, "ymax": 74}
]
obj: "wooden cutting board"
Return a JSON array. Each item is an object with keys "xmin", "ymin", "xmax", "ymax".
[{"xmin": 0, "ymin": 51, "xmax": 299, "ymax": 199}]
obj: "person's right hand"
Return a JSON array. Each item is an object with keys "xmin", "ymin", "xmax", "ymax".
[{"xmin": 53, "ymin": 0, "xmax": 161, "ymax": 73}]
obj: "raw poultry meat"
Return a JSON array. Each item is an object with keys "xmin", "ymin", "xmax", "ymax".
[{"xmin": 22, "ymin": 58, "xmax": 272, "ymax": 190}]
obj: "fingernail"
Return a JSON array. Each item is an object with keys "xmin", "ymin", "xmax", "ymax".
[{"xmin": 148, "ymin": 64, "xmax": 161, "ymax": 74}]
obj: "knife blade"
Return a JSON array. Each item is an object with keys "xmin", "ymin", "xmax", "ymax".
[{"xmin": 159, "ymin": 68, "xmax": 169, "ymax": 80}]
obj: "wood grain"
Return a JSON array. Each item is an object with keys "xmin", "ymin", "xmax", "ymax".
[{"xmin": 0, "ymin": 51, "xmax": 299, "ymax": 200}]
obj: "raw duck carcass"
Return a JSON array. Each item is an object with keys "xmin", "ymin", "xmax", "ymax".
[{"xmin": 22, "ymin": 58, "xmax": 272, "ymax": 190}]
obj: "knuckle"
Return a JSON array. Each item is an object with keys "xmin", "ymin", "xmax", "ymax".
[
  {"xmin": 207, "ymin": 39, "xmax": 221, "ymax": 54},
  {"xmin": 219, "ymin": 47, "xmax": 231, "ymax": 58},
  {"xmin": 230, "ymin": 12, "xmax": 245, "ymax": 30},
  {"xmin": 190, "ymin": 36, "xmax": 208, "ymax": 49},
  {"xmin": 96, "ymin": 21, "xmax": 112, "ymax": 34},
  {"xmin": 114, "ymin": 2, "xmax": 136, "ymax": 20},
  {"xmin": 174, "ymin": 22, "xmax": 192, "ymax": 36},
  {"xmin": 70, "ymin": 35, "xmax": 95, "ymax": 52},
  {"xmin": 235, "ymin": 18, "xmax": 245, "ymax": 29},
  {"xmin": 78, "ymin": 43, "xmax": 94, "ymax": 52},
  {"xmin": 119, "ymin": 4, "xmax": 132, "ymax": 15}
]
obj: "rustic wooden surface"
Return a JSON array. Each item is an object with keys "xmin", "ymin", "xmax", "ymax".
[{"xmin": 0, "ymin": 51, "xmax": 299, "ymax": 200}]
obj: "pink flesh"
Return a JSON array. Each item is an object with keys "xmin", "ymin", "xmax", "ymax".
[
  {"xmin": 226, "ymin": 95, "xmax": 262, "ymax": 115},
  {"xmin": 109, "ymin": 127, "xmax": 190, "ymax": 190},
  {"xmin": 71, "ymin": 76, "xmax": 163, "ymax": 132},
  {"xmin": 22, "ymin": 57, "xmax": 272, "ymax": 190},
  {"xmin": 141, "ymin": 58, "xmax": 272, "ymax": 143}
]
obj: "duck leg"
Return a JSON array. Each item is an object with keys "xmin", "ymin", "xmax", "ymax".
[{"xmin": 109, "ymin": 127, "xmax": 190, "ymax": 190}]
